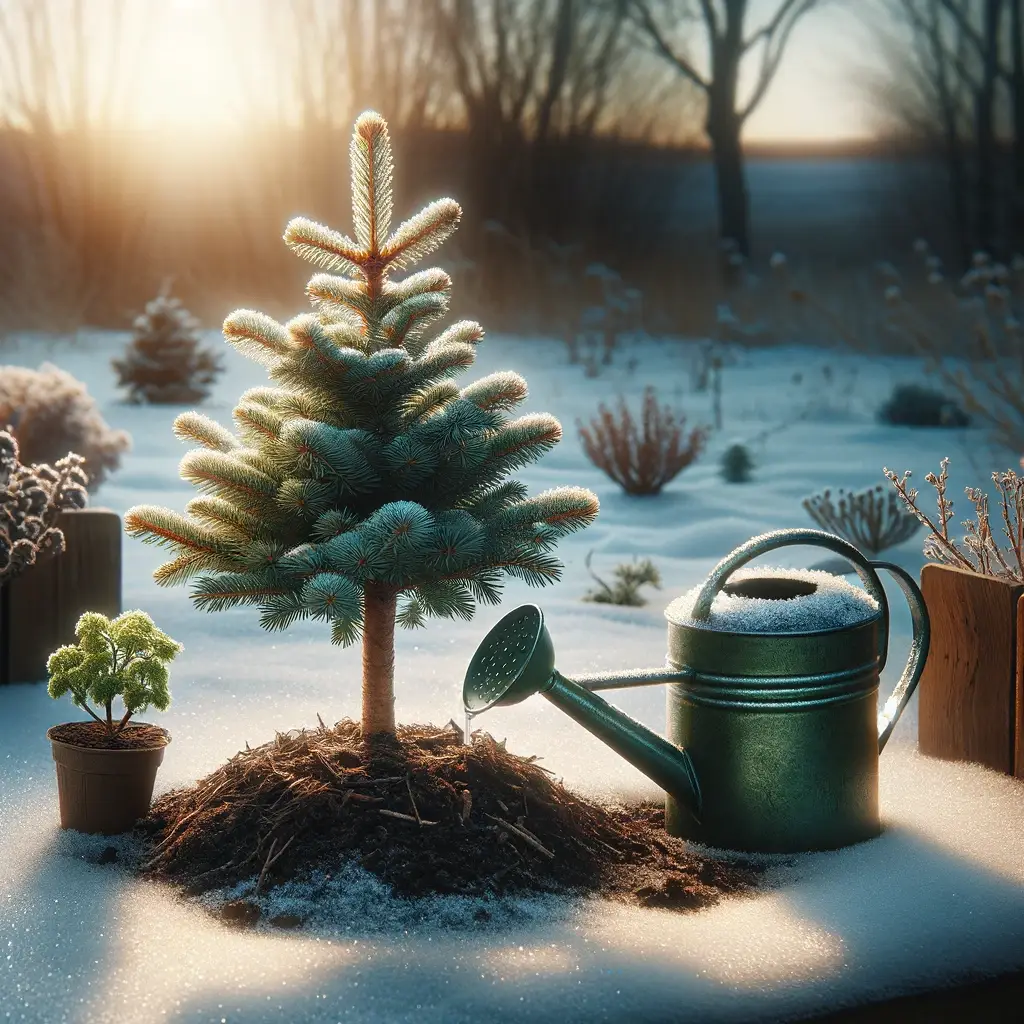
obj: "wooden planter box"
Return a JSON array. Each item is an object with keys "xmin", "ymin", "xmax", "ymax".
[
  {"xmin": 918, "ymin": 562, "xmax": 1023, "ymax": 778},
  {"xmin": 0, "ymin": 508, "xmax": 121, "ymax": 685}
]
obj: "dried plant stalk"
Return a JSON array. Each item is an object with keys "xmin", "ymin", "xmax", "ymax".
[
  {"xmin": 884, "ymin": 457, "xmax": 1024, "ymax": 582},
  {"xmin": 802, "ymin": 484, "xmax": 921, "ymax": 556},
  {"xmin": 577, "ymin": 387, "xmax": 707, "ymax": 495}
]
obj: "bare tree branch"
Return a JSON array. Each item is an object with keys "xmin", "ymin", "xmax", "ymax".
[
  {"xmin": 627, "ymin": 0, "xmax": 710, "ymax": 91},
  {"xmin": 739, "ymin": 0, "xmax": 821, "ymax": 122}
]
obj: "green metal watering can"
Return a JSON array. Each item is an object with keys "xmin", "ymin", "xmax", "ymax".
[{"xmin": 463, "ymin": 528, "xmax": 930, "ymax": 854}]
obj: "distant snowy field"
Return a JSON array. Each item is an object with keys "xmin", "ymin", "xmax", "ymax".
[{"xmin": 2, "ymin": 329, "xmax": 1024, "ymax": 1024}]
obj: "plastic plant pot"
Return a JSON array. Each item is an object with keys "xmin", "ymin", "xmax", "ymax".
[{"xmin": 47, "ymin": 722, "xmax": 170, "ymax": 835}]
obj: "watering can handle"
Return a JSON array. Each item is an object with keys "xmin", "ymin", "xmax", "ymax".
[
  {"xmin": 690, "ymin": 529, "xmax": 930, "ymax": 752},
  {"xmin": 870, "ymin": 561, "xmax": 930, "ymax": 752}
]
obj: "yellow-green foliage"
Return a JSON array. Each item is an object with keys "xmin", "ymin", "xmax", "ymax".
[{"xmin": 46, "ymin": 610, "xmax": 182, "ymax": 733}]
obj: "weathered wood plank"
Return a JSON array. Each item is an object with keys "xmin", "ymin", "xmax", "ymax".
[
  {"xmin": 0, "ymin": 509, "xmax": 121, "ymax": 684},
  {"xmin": 918, "ymin": 563, "xmax": 1022, "ymax": 775},
  {"xmin": 1017, "ymin": 595, "xmax": 1024, "ymax": 780}
]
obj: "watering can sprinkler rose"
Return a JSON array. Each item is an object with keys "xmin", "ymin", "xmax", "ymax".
[{"xmin": 464, "ymin": 528, "xmax": 930, "ymax": 854}]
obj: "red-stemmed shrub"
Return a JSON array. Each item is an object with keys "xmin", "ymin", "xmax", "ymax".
[{"xmin": 577, "ymin": 387, "xmax": 707, "ymax": 495}]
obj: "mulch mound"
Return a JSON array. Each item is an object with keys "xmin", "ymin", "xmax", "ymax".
[
  {"xmin": 132, "ymin": 720, "xmax": 765, "ymax": 920},
  {"xmin": 49, "ymin": 721, "xmax": 169, "ymax": 750}
]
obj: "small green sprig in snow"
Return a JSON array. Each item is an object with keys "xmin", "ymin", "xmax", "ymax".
[{"xmin": 46, "ymin": 610, "xmax": 182, "ymax": 735}]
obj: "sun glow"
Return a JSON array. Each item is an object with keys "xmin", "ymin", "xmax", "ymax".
[{"xmin": 129, "ymin": 2, "xmax": 260, "ymax": 129}]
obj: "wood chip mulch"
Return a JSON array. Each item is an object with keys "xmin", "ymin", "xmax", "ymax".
[{"xmin": 132, "ymin": 719, "xmax": 766, "ymax": 922}]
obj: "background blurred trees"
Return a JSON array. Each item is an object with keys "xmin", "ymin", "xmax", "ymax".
[
  {"xmin": 0, "ymin": 0, "xmax": 1007, "ymax": 340},
  {"xmin": 629, "ymin": 0, "xmax": 823, "ymax": 262},
  {"xmin": 0, "ymin": 0, "xmax": 149, "ymax": 329},
  {"xmin": 872, "ymin": 0, "xmax": 1024, "ymax": 266}
]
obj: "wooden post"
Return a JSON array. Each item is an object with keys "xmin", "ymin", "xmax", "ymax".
[
  {"xmin": 1017, "ymin": 599, "xmax": 1024, "ymax": 779},
  {"xmin": 0, "ymin": 509, "xmax": 121, "ymax": 685},
  {"xmin": 918, "ymin": 563, "xmax": 1023, "ymax": 777}
]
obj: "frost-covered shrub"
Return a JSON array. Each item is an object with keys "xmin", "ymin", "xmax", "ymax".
[
  {"xmin": 803, "ymin": 483, "xmax": 920, "ymax": 556},
  {"xmin": 577, "ymin": 387, "xmax": 707, "ymax": 495},
  {"xmin": 113, "ymin": 292, "xmax": 223, "ymax": 404},
  {"xmin": 0, "ymin": 364, "xmax": 130, "ymax": 491},
  {"xmin": 720, "ymin": 442, "xmax": 754, "ymax": 483},
  {"xmin": 877, "ymin": 383, "xmax": 969, "ymax": 427},
  {"xmin": 0, "ymin": 429, "xmax": 88, "ymax": 584},
  {"xmin": 886, "ymin": 458, "xmax": 1024, "ymax": 581},
  {"xmin": 583, "ymin": 551, "xmax": 661, "ymax": 606}
]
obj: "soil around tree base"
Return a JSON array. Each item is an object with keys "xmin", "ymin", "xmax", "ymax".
[{"xmin": 132, "ymin": 720, "xmax": 765, "ymax": 921}]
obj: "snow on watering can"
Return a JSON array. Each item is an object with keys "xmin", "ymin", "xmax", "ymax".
[{"xmin": 462, "ymin": 528, "xmax": 930, "ymax": 854}]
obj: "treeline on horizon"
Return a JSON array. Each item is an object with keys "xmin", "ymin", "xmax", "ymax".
[
  {"xmin": 0, "ymin": 0, "xmax": 1017, "ymax": 341},
  {"xmin": 0, "ymin": 120, "xmax": 949, "ymax": 339}
]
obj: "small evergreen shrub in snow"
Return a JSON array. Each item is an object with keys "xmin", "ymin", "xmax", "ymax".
[
  {"xmin": 577, "ymin": 387, "xmax": 707, "ymax": 496},
  {"xmin": 877, "ymin": 383, "xmax": 969, "ymax": 427},
  {"xmin": 583, "ymin": 551, "xmax": 660, "ymax": 606},
  {"xmin": 720, "ymin": 442, "xmax": 754, "ymax": 483},
  {"xmin": 124, "ymin": 111, "xmax": 599, "ymax": 738},
  {"xmin": 802, "ymin": 484, "xmax": 920, "ymax": 557},
  {"xmin": 114, "ymin": 290, "xmax": 223, "ymax": 404},
  {"xmin": 886, "ymin": 457, "xmax": 1024, "ymax": 581},
  {"xmin": 0, "ymin": 363, "xmax": 130, "ymax": 491},
  {"xmin": 0, "ymin": 429, "xmax": 88, "ymax": 583}
]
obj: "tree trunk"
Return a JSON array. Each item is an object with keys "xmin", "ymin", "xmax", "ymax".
[
  {"xmin": 711, "ymin": 126, "xmax": 750, "ymax": 257},
  {"xmin": 1011, "ymin": 0, "xmax": 1024, "ymax": 252},
  {"xmin": 976, "ymin": 0, "xmax": 1005, "ymax": 256},
  {"xmin": 927, "ymin": 1, "xmax": 973, "ymax": 268},
  {"xmin": 361, "ymin": 582, "xmax": 397, "ymax": 736},
  {"xmin": 707, "ymin": 94, "xmax": 750, "ymax": 272},
  {"xmin": 707, "ymin": 18, "xmax": 749, "ymax": 266}
]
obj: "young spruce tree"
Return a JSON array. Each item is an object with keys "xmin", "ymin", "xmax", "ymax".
[{"xmin": 125, "ymin": 112, "xmax": 599, "ymax": 737}]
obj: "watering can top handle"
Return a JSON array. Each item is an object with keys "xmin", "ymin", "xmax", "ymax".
[{"xmin": 690, "ymin": 528, "xmax": 891, "ymax": 669}]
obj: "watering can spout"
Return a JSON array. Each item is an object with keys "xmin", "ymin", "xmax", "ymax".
[{"xmin": 462, "ymin": 605, "xmax": 702, "ymax": 822}]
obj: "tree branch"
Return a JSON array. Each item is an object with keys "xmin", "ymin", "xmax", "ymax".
[
  {"xmin": 740, "ymin": 0, "xmax": 820, "ymax": 122},
  {"xmin": 629, "ymin": 0, "xmax": 710, "ymax": 91},
  {"xmin": 698, "ymin": 0, "xmax": 719, "ymax": 39}
]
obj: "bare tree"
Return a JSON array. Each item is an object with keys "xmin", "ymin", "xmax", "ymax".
[
  {"xmin": 629, "ymin": 0, "xmax": 823, "ymax": 259},
  {"xmin": 1011, "ymin": 0, "xmax": 1024, "ymax": 242},
  {"xmin": 241, "ymin": 0, "xmax": 447, "ymax": 132},
  {"xmin": 426, "ymin": 0, "xmax": 685, "ymax": 216},
  {"xmin": 869, "ymin": 0, "xmax": 1024, "ymax": 263},
  {"xmin": 0, "ymin": 0, "xmax": 149, "ymax": 329},
  {"xmin": 976, "ymin": 0, "xmax": 1006, "ymax": 254},
  {"xmin": 215, "ymin": 0, "xmax": 449, "ymax": 304},
  {"xmin": 419, "ymin": 0, "xmax": 702, "ymax": 330}
]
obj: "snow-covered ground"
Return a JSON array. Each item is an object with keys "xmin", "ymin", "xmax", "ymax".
[{"xmin": 2, "ymin": 328, "xmax": 1024, "ymax": 1024}]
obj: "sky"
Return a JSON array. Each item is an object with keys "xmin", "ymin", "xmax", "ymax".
[
  {"xmin": 67, "ymin": 0, "xmax": 893, "ymax": 144},
  {"xmin": 742, "ymin": 2, "xmax": 889, "ymax": 143}
]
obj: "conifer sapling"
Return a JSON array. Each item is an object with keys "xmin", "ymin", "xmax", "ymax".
[
  {"xmin": 124, "ymin": 112, "xmax": 599, "ymax": 737},
  {"xmin": 114, "ymin": 287, "xmax": 222, "ymax": 404}
]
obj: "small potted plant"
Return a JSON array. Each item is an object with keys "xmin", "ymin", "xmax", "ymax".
[
  {"xmin": 885, "ymin": 459, "xmax": 1023, "ymax": 778},
  {"xmin": 45, "ymin": 610, "xmax": 181, "ymax": 834}
]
